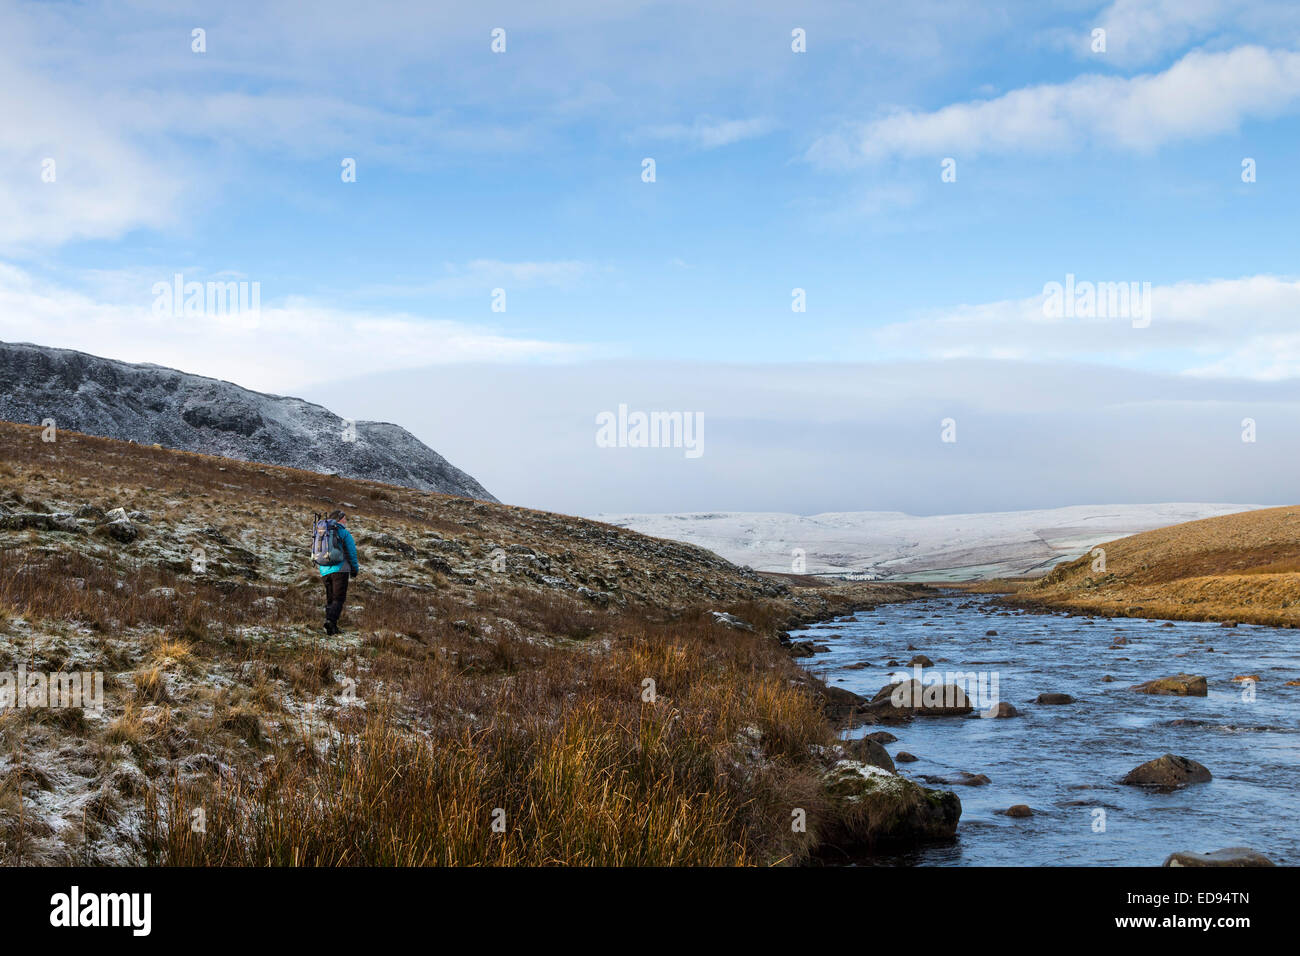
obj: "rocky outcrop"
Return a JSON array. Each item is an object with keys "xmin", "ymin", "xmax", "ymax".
[
  {"xmin": 0, "ymin": 341, "xmax": 495, "ymax": 500},
  {"xmin": 1121, "ymin": 754, "xmax": 1212, "ymax": 788}
]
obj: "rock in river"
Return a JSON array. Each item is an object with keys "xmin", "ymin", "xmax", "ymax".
[
  {"xmin": 1131, "ymin": 673, "xmax": 1207, "ymax": 696},
  {"xmin": 1035, "ymin": 692, "xmax": 1075, "ymax": 705},
  {"xmin": 819, "ymin": 760, "xmax": 961, "ymax": 852},
  {"xmin": 864, "ymin": 679, "xmax": 973, "ymax": 720},
  {"xmin": 1163, "ymin": 847, "xmax": 1274, "ymax": 867},
  {"xmin": 819, "ymin": 684, "xmax": 867, "ymax": 721},
  {"xmin": 1121, "ymin": 754, "xmax": 1212, "ymax": 788},
  {"xmin": 845, "ymin": 737, "xmax": 896, "ymax": 773}
]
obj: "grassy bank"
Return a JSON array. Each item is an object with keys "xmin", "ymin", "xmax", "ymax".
[
  {"xmin": 1007, "ymin": 505, "xmax": 1300, "ymax": 626},
  {"xmin": 0, "ymin": 421, "xmax": 925, "ymax": 865}
]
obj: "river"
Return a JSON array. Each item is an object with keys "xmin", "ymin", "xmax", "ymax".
[{"xmin": 791, "ymin": 590, "xmax": 1298, "ymax": 865}]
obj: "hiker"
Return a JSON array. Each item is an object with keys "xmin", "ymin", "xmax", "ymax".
[{"xmin": 313, "ymin": 509, "xmax": 360, "ymax": 635}]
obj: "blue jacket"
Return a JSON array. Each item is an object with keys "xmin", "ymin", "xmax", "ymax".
[{"xmin": 319, "ymin": 524, "xmax": 360, "ymax": 576}]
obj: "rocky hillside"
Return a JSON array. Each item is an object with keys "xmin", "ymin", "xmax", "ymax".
[
  {"xmin": 0, "ymin": 341, "xmax": 495, "ymax": 501},
  {"xmin": 1011, "ymin": 505, "xmax": 1300, "ymax": 626},
  {"xmin": 0, "ymin": 420, "xmax": 939, "ymax": 865}
]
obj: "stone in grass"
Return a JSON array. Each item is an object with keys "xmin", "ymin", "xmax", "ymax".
[
  {"xmin": 1121, "ymin": 754, "xmax": 1211, "ymax": 788},
  {"xmin": 1162, "ymin": 847, "xmax": 1274, "ymax": 867},
  {"xmin": 1131, "ymin": 673, "xmax": 1207, "ymax": 696}
]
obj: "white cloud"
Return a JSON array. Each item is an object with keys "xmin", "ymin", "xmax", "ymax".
[
  {"xmin": 327, "ymin": 358, "xmax": 1300, "ymax": 515},
  {"xmin": 0, "ymin": 262, "xmax": 590, "ymax": 393},
  {"xmin": 868, "ymin": 274, "xmax": 1300, "ymax": 379},
  {"xmin": 642, "ymin": 116, "xmax": 776, "ymax": 149},
  {"xmin": 1085, "ymin": 0, "xmax": 1300, "ymax": 66},
  {"xmin": 809, "ymin": 45, "xmax": 1300, "ymax": 164},
  {"xmin": 0, "ymin": 56, "xmax": 187, "ymax": 247}
]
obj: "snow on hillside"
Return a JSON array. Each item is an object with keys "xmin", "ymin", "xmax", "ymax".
[
  {"xmin": 595, "ymin": 504, "xmax": 1270, "ymax": 580},
  {"xmin": 0, "ymin": 341, "xmax": 496, "ymax": 500}
]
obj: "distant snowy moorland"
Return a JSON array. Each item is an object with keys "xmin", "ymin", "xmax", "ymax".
[{"xmin": 596, "ymin": 504, "xmax": 1269, "ymax": 581}]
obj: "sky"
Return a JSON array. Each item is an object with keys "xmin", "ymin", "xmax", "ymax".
[{"xmin": 3, "ymin": 0, "xmax": 1300, "ymax": 514}]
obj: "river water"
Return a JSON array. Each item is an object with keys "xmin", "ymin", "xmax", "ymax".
[{"xmin": 791, "ymin": 590, "xmax": 1298, "ymax": 866}]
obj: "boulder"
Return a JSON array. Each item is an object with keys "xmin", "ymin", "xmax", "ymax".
[
  {"xmin": 986, "ymin": 701, "xmax": 1018, "ymax": 718},
  {"xmin": 844, "ymin": 737, "xmax": 896, "ymax": 773},
  {"xmin": 1035, "ymin": 693, "xmax": 1075, "ymax": 705},
  {"xmin": 1121, "ymin": 754, "xmax": 1212, "ymax": 788},
  {"xmin": 96, "ymin": 518, "xmax": 139, "ymax": 543},
  {"xmin": 895, "ymin": 751, "xmax": 918, "ymax": 763},
  {"xmin": 1163, "ymin": 847, "xmax": 1274, "ymax": 867},
  {"xmin": 920, "ymin": 772, "xmax": 990, "ymax": 787},
  {"xmin": 820, "ymin": 685, "xmax": 867, "ymax": 721},
  {"xmin": 1131, "ymin": 674, "xmax": 1207, "ymax": 696},
  {"xmin": 908, "ymin": 654, "xmax": 934, "ymax": 667},
  {"xmin": 866, "ymin": 679, "xmax": 973, "ymax": 718},
  {"xmin": 999, "ymin": 805, "xmax": 1033, "ymax": 818},
  {"xmin": 819, "ymin": 760, "xmax": 961, "ymax": 851},
  {"xmin": 865, "ymin": 731, "xmax": 898, "ymax": 744}
]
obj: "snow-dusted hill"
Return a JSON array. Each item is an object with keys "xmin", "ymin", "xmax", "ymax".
[
  {"xmin": 0, "ymin": 341, "xmax": 495, "ymax": 501},
  {"xmin": 596, "ymin": 504, "xmax": 1270, "ymax": 580}
]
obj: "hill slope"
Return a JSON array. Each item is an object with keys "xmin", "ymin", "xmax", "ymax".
[
  {"xmin": 0, "ymin": 340, "xmax": 495, "ymax": 500},
  {"xmin": 1011, "ymin": 505, "xmax": 1300, "ymax": 625},
  {"xmin": 0, "ymin": 420, "xmax": 926, "ymax": 865}
]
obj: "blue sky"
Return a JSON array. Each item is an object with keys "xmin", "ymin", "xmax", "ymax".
[{"xmin": 5, "ymin": 1, "xmax": 1300, "ymax": 512}]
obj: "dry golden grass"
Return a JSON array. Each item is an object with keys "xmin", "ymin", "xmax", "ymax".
[
  {"xmin": 0, "ymin": 420, "xmax": 916, "ymax": 865},
  {"xmin": 1012, "ymin": 505, "xmax": 1300, "ymax": 625}
]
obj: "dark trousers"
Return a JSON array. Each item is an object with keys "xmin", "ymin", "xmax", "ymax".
[{"xmin": 323, "ymin": 571, "xmax": 350, "ymax": 625}]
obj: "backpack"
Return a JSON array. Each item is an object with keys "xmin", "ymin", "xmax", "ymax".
[{"xmin": 311, "ymin": 514, "xmax": 345, "ymax": 566}]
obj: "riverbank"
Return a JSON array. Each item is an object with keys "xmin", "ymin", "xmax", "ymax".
[{"xmin": 1002, "ymin": 505, "xmax": 1300, "ymax": 627}]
